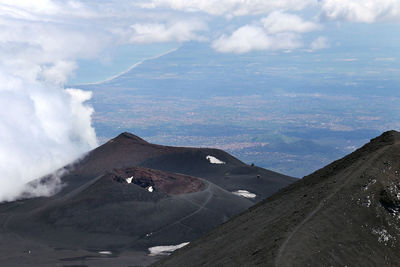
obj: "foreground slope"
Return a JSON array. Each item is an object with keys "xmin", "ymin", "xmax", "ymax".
[{"xmin": 157, "ymin": 131, "xmax": 400, "ymax": 266}]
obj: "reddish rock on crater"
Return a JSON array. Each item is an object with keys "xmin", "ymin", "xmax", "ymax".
[{"xmin": 111, "ymin": 167, "xmax": 206, "ymax": 195}]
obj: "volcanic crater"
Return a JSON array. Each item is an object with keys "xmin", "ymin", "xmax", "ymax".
[{"xmin": 111, "ymin": 167, "xmax": 206, "ymax": 195}]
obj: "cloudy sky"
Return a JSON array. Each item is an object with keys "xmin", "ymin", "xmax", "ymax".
[
  {"xmin": 2, "ymin": 0, "xmax": 398, "ymax": 83},
  {"xmin": 0, "ymin": 0, "xmax": 399, "ymax": 200}
]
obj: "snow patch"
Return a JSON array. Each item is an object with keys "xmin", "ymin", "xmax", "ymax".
[
  {"xmin": 362, "ymin": 196, "xmax": 372, "ymax": 207},
  {"xmin": 98, "ymin": 251, "xmax": 112, "ymax": 255},
  {"xmin": 363, "ymin": 196, "xmax": 371, "ymax": 208},
  {"xmin": 126, "ymin": 176, "xmax": 133, "ymax": 184},
  {"xmin": 357, "ymin": 195, "xmax": 373, "ymax": 208},
  {"xmin": 148, "ymin": 186, "xmax": 154, "ymax": 192},
  {"xmin": 206, "ymin": 155, "xmax": 225, "ymax": 164},
  {"xmin": 148, "ymin": 242, "xmax": 189, "ymax": 256},
  {"xmin": 232, "ymin": 190, "xmax": 256, "ymax": 199},
  {"xmin": 363, "ymin": 178, "xmax": 376, "ymax": 191},
  {"xmin": 365, "ymin": 196, "xmax": 371, "ymax": 207},
  {"xmin": 372, "ymin": 228, "xmax": 395, "ymax": 245}
]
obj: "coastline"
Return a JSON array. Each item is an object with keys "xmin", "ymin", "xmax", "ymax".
[{"xmin": 76, "ymin": 46, "xmax": 180, "ymax": 86}]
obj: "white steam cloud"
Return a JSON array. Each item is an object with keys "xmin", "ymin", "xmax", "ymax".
[
  {"xmin": 0, "ymin": 71, "xmax": 98, "ymax": 202},
  {"xmin": 0, "ymin": 1, "xmax": 99, "ymax": 202}
]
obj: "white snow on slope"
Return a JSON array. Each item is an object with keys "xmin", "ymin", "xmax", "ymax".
[
  {"xmin": 98, "ymin": 251, "xmax": 112, "ymax": 255},
  {"xmin": 206, "ymin": 155, "xmax": 225, "ymax": 164},
  {"xmin": 126, "ymin": 176, "xmax": 133, "ymax": 184},
  {"xmin": 232, "ymin": 190, "xmax": 256, "ymax": 199},
  {"xmin": 372, "ymin": 228, "xmax": 395, "ymax": 245},
  {"xmin": 148, "ymin": 242, "xmax": 190, "ymax": 256},
  {"xmin": 148, "ymin": 186, "xmax": 154, "ymax": 192}
]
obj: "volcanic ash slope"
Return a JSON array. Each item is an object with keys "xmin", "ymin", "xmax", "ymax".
[
  {"xmin": 156, "ymin": 130, "xmax": 400, "ymax": 267},
  {"xmin": 0, "ymin": 132, "xmax": 295, "ymax": 266}
]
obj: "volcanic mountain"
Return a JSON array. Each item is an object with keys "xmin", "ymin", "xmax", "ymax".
[
  {"xmin": 156, "ymin": 130, "xmax": 400, "ymax": 266},
  {"xmin": 0, "ymin": 133, "xmax": 294, "ymax": 266},
  {"xmin": 62, "ymin": 132, "xmax": 295, "ymax": 203}
]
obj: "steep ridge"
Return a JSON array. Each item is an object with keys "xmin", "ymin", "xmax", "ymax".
[{"xmin": 156, "ymin": 131, "xmax": 400, "ymax": 266}]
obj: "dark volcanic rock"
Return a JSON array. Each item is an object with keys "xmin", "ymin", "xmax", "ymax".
[
  {"xmin": 0, "ymin": 132, "xmax": 294, "ymax": 266},
  {"xmin": 155, "ymin": 130, "xmax": 400, "ymax": 267},
  {"xmin": 62, "ymin": 132, "xmax": 295, "ymax": 203},
  {"xmin": 4, "ymin": 166, "xmax": 253, "ymax": 248}
]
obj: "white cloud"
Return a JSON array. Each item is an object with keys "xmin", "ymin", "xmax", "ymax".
[
  {"xmin": 0, "ymin": 1, "xmax": 100, "ymax": 201},
  {"xmin": 212, "ymin": 12, "xmax": 319, "ymax": 53},
  {"xmin": 262, "ymin": 11, "xmax": 320, "ymax": 34},
  {"xmin": 320, "ymin": 0, "xmax": 400, "ymax": 22},
  {"xmin": 0, "ymin": 0, "xmax": 98, "ymax": 21},
  {"xmin": 334, "ymin": 58, "xmax": 358, "ymax": 62},
  {"xmin": 0, "ymin": 74, "xmax": 98, "ymax": 202},
  {"xmin": 41, "ymin": 61, "xmax": 77, "ymax": 84},
  {"xmin": 128, "ymin": 20, "xmax": 207, "ymax": 43},
  {"xmin": 310, "ymin": 36, "xmax": 329, "ymax": 50},
  {"xmin": 212, "ymin": 25, "xmax": 269, "ymax": 53},
  {"xmin": 137, "ymin": 0, "xmax": 317, "ymax": 16},
  {"xmin": 213, "ymin": 25, "xmax": 301, "ymax": 53},
  {"xmin": 0, "ymin": 0, "xmax": 61, "ymax": 16},
  {"xmin": 375, "ymin": 57, "xmax": 396, "ymax": 61}
]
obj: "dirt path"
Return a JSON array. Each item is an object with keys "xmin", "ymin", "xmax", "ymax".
[
  {"xmin": 174, "ymin": 184, "xmax": 213, "ymax": 226},
  {"xmin": 0, "ymin": 213, "xmax": 12, "ymax": 232},
  {"xmin": 275, "ymin": 145, "xmax": 391, "ymax": 267},
  {"xmin": 148, "ymin": 182, "xmax": 213, "ymax": 237}
]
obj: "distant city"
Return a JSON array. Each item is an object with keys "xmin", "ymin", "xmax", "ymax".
[{"xmin": 77, "ymin": 43, "xmax": 400, "ymax": 177}]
